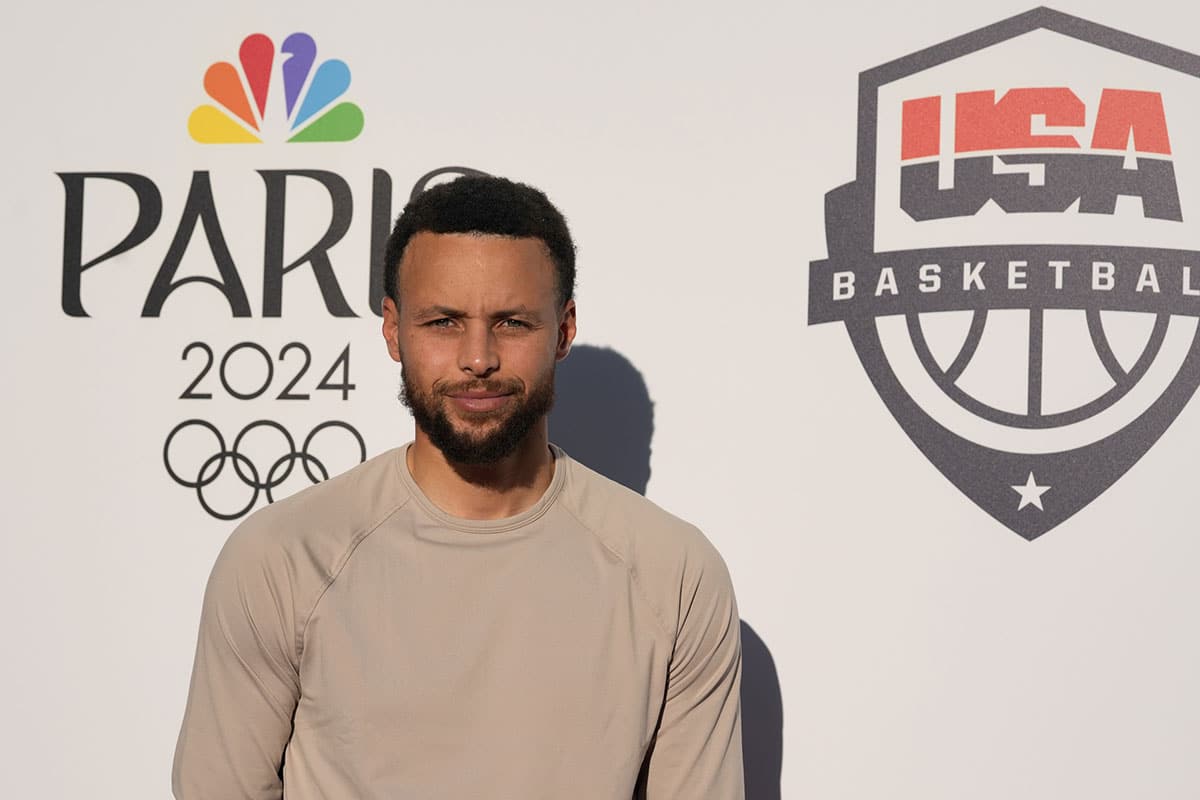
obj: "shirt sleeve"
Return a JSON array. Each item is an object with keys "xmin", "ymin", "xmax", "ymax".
[
  {"xmin": 172, "ymin": 522, "xmax": 303, "ymax": 799},
  {"xmin": 640, "ymin": 544, "xmax": 745, "ymax": 798}
]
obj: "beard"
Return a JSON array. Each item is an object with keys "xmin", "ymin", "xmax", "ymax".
[{"xmin": 400, "ymin": 366, "xmax": 556, "ymax": 465}]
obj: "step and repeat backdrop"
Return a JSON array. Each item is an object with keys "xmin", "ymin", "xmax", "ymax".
[{"xmin": 5, "ymin": 1, "xmax": 1200, "ymax": 797}]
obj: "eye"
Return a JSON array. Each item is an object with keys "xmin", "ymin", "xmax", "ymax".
[
  {"xmin": 425, "ymin": 318, "xmax": 454, "ymax": 328},
  {"xmin": 498, "ymin": 318, "xmax": 529, "ymax": 329}
]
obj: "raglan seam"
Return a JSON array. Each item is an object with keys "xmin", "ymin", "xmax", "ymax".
[
  {"xmin": 558, "ymin": 498, "xmax": 674, "ymax": 643},
  {"xmin": 216, "ymin": 612, "xmax": 297, "ymax": 722},
  {"xmin": 295, "ymin": 495, "xmax": 413, "ymax": 660}
]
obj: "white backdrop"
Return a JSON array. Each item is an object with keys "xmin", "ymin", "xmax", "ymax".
[{"xmin": 4, "ymin": 1, "xmax": 1200, "ymax": 797}]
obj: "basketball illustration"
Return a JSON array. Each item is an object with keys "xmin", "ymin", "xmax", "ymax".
[{"xmin": 909, "ymin": 307, "xmax": 1168, "ymax": 430}]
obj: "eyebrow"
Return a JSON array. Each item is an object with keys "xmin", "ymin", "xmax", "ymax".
[
  {"xmin": 412, "ymin": 305, "xmax": 465, "ymax": 319},
  {"xmin": 411, "ymin": 305, "xmax": 540, "ymax": 320},
  {"xmin": 490, "ymin": 306, "xmax": 538, "ymax": 319}
]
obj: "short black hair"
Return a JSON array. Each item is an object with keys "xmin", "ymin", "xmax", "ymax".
[{"xmin": 383, "ymin": 175, "xmax": 576, "ymax": 307}]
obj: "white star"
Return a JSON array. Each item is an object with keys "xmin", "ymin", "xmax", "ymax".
[{"xmin": 1012, "ymin": 472, "xmax": 1050, "ymax": 511}]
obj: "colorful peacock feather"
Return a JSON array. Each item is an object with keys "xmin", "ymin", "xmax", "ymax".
[{"xmin": 188, "ymin": 32, "xmax": 364, "ymax": 144}]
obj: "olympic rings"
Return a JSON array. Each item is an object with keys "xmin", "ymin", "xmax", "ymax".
[{"xmin": 163, "ymin": 419, "xmax": 367, "ymax": 520}]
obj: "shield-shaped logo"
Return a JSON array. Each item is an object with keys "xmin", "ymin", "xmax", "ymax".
[{"xmin": 809, "ymin": 8, "xmax": 1200, "ymax": 539}]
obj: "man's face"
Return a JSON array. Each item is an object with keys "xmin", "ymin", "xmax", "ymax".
[{"xmin": 381, "ymin": 231, "xmax": 576, "ymax": 464}]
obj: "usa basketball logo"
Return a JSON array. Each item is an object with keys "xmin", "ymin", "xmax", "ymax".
[{"xmin": 809, "ymin": 8, "xmax": 1200, "ymax": 539}]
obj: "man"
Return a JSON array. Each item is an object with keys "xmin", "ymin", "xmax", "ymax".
[{"xmin": 172, "ymin": 176, "xmax": 744, "ymax": 798}]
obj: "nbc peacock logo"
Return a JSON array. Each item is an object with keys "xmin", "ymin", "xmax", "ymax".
[{"xmin": 188, "ymin": 32, "xmax": 364, "ymax": 144}]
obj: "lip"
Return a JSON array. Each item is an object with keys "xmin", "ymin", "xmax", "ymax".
[{"xmin": 447, "ymin": 393, "xmax": 512, "ymax": 412}]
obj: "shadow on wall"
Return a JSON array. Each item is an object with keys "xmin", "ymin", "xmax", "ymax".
[{"xmin": 550, "ymin": 344, "xmax": 784, "ymax": 798}]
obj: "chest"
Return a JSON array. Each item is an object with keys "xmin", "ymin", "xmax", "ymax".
[{"xmin": 292, "ymin": 533, "xmax": 671, "ymax": 777}]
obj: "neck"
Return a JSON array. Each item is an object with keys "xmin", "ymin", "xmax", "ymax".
[{"xmin": 407, "ymin": 422, "xmax": 556, "ymax": 519}]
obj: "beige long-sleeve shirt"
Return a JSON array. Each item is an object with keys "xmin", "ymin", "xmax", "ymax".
[{"xmin": 172, "ymin": 444, "xmax": 744, "ymax": 798}]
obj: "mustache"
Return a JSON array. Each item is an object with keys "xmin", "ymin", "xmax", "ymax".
[{"xmin": 434, "ymin": 378, "xmax": 525, "ymax": 397}]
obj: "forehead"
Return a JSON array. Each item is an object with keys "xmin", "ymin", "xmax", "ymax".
[{"xmin": 398, "ymin": 231, "xmax": 559, "ymax": 305}]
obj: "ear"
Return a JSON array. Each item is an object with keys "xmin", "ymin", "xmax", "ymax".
[
  {"xmin": 556, "ymin": 299, "xmax": 577, "ymax": 362},
  {"xmin": 381, "ymin": 295, "xmax": 403, "ymax": 363}
]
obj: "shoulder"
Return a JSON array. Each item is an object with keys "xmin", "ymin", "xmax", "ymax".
[
  {"xmin": 557, "ymin": 452, "xmax": 734, "ymax": 635},
  {"xmin": 198, "ymin": 448, "xmax": 412, "ymax": 664},
  {"xmin": 213, "ymin": 447, "xmax": 411, "ymax": 590},
  {"xmin": 558, "ymin": 453, "xmax": 717, "ymax": 562}
]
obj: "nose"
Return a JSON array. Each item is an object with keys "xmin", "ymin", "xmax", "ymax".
[{"xmin": 458, "ymin": 322, "xmax": 499, "ymax": 377}]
